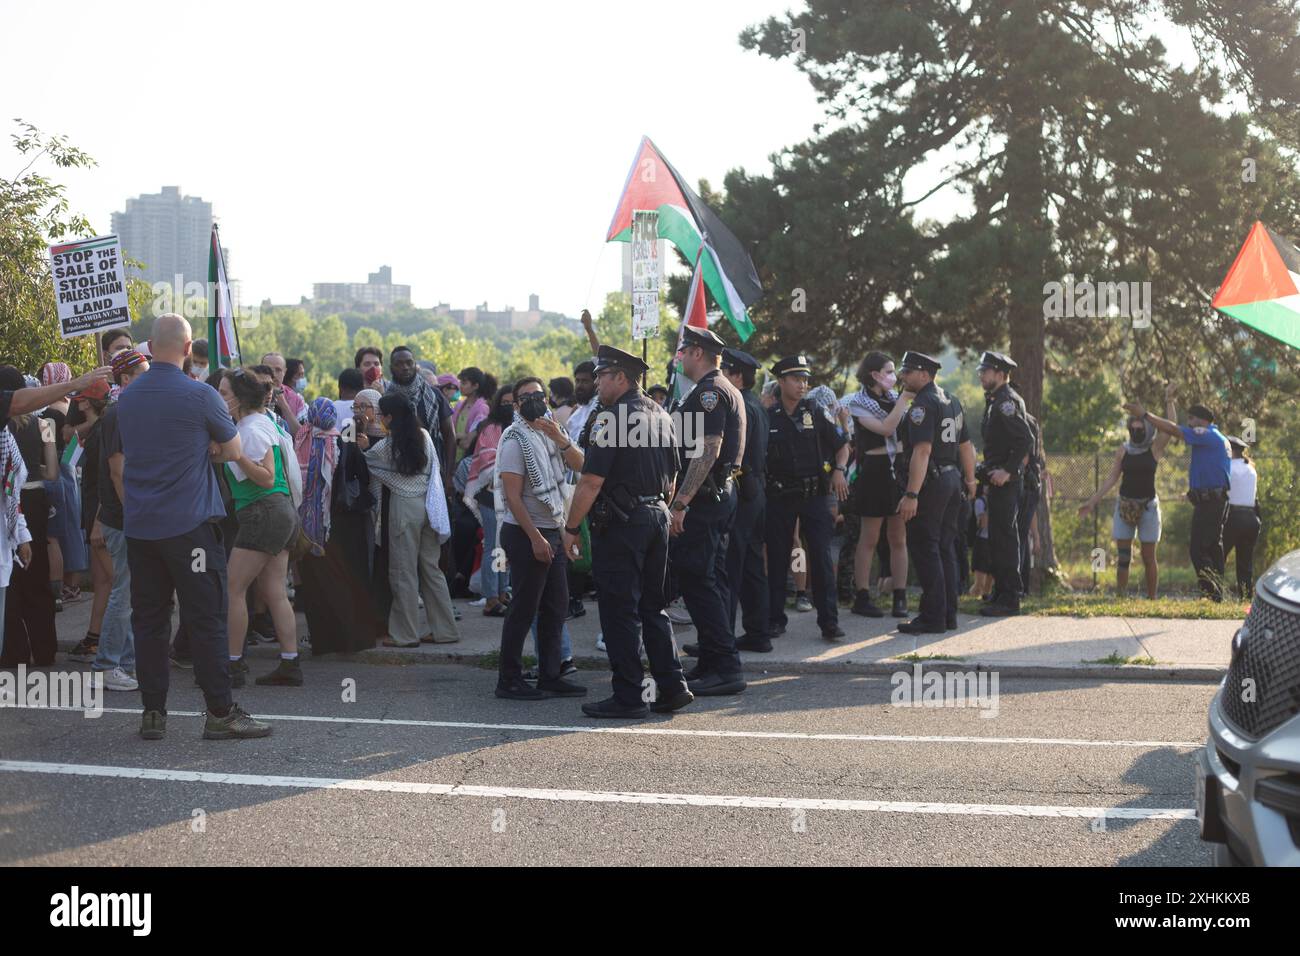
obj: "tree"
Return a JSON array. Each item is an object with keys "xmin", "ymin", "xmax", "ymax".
[{"xmin": 1, "ymin": 121, "xmax": 101, "ymax": 373}]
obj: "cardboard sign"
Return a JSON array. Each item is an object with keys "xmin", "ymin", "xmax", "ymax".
[{"xmin": 49, "ymin": 235, "xmax": 129, "ymax": 339}]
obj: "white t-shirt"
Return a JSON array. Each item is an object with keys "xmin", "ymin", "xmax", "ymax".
[
  {"xmin": 565, "ymin": 397, "xmax": 597, "ymax": 445},
  {"xmin": 333, "ymin": 399, "xmax": 354, "ymax": 424},
  {"xmin": 1228, "ymin": 459, "xmax": 1257, "ymax": 507},
  {"xmin": 228, "ymin": 413, "xmax": 280, "ymax": 483}
]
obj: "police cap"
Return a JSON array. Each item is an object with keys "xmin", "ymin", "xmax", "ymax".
[
  {"xmin": 771, "ymin": 355, "xmax": 812, "ymax": 377},
  {"xmin": 898, "ymin": 351, "xmax": 941, "ymax": 374},
  {"xmin": 593, "ymin": 344, "xmax": 650, "ymax": 377}
]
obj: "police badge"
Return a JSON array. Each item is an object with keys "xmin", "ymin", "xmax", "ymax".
[
  {"xmin": 699, "ymin": 390, "xmax": 719, "ymax": 412},
  {"xmin": 1000, "ymin": 400, "xmax": 1016, "ymax": 416},
  {"xmin": 909, "ymin": 405, "xmax": 926, "ymax": 425}
]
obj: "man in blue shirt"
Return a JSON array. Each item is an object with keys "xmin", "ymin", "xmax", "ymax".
[
  {"xmin": 117, "ymin": 313, "xmax": 272, "ymax": 740},
  {"xmin": 1124, "ymin": 392, "xmax": 1231, "ymax": 601}
]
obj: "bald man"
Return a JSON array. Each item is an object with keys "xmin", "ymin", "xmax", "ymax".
[{"xmin": 117, "ymin": 313, "xmax": 271, "ymax": 741}]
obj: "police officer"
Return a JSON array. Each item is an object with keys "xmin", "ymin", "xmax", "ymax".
[
  {"xmin": 667, "ymin": 326, "xmax": 747, "ymax": 696},
  {"xmin": 764, "ymin": 355, "xmax": 850, "ymax": 641},
  {"xmin": 895, "ymin": 351, "xmax": 976, "ymax": 634},
  {"xmin": 1019, "ymin": 410, "xmax": 1045, "ymax": 598},
  {"xmin": 722, "ymin": 348, "xmax": 771, "ymax": 653},
  {"xmin": 976, "ymin": 351, "xmax": 1032, "ymax": 617},
  {"xmin": 563, "ymin": 345, "xmax": 694, "ymax": 718}
]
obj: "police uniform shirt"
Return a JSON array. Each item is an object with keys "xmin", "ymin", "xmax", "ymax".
[
  {"xmin": 740, "ymin": 389, "xmax": 768, "ymax": 479},
  {"xmin": 901, "ymin": 381, "xmax": 968, "ymax": 465},
  {"xmin": 767, "ymin": 397, "xmax": 846, "ymax": 480},
  {"xmin": 581, "ymin": 386, "xmax": 677, "ymax": 497},
  {"xmin": 677, "ymin": 369, "xmax": 745, "ymax": 473},
  {"xmin": 980, "ymin": 383, "xmax": 1032, "ymax": 477}
]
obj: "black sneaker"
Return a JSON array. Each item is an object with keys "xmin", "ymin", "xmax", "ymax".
[
  {"xmin": 254, "ymin": 658, "xmax": 303, "ymax": 686},
  {"xmin": 581, "ymin": 696, "xmax": 649, "ymax": 719},
  {"xmin": 770, "ymin": 623, "xmax": 787, "ymax": 637},
  {"xmin": 228, "ymin": 658, "xmax": 249, "ymax": 688},
  {"xmin": 980, "ymin": 603, "xmax": 1020, "ymax": 617},
  {"xmin": 681, "ymin": 643, "xmax": 700, "ymax": 657},
  {"xmin": 650, "ymin": 686, "xmax": 695, "ymax": 713},
  {"xmin": 736, "ymin": 635, "xmax": 773, "ymax": 653},
  {"xmin": 536, "ymin": 677, "xmax": 587, "ymax": 698},
  {"xmin": 496, "ymin": 678, "xmax": 545, "ymax": 700},
  {"xmin": 203, "ymin": 704, "xmax": 272, "ymax": 740},
  {"xmin": 892, "ymin": 591, "xmax": 909, "ymax": 618},
  {"xmin": 567, "ymin": 598, "xmax": 586, "ymax": 620},
  {"xmin": 170, "ymin": 653, "xmax": 193, "ymax": 670},
  {"xmin": 821, "ymin": 625, "xmax": 846, "ymax": 641},
  {"xmin": 687, "ymin": 672, "xmax": 747, "ymax": 696},
  {"xmin": 559, "ymin": 659, "xmax": 578, "ymax": 677},
  {"xmin": 139, "ymin": 710, "xmax": 166, "ymax": 740},
  {"xmin": 897, "ymin": 618, "xmax": 946, "ymax": 634},
  {"xmin": 851, "ymin": 590, "xmax": 884, "ymax": 618}
]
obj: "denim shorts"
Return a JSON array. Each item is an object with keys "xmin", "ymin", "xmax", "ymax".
[
  {"xmin": 1112, "ymin": 497, "xmax": 1161, "ymax": 544},
  {"xmin": 234, "ymin": 493, "xmax": 299, "ymax": 554}
]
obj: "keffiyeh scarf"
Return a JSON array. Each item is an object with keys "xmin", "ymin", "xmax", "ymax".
[
  {"xmin": 1, "ymin": 427, "xmax": 27, "ymax": 544},
  {"xmin": 388, "ymin": 374, "xmax": 439, "ymax": 432},
  {"xmin": 845, "ymin": 386, "xmax": 901, "ymax": 458},
  {"xmin": 297, "ymin": 398, "xmax": 339, "ymax": 556},
  {"xmin": 493, "ymin": 411, "xmax": 568, "ymax": 527}
]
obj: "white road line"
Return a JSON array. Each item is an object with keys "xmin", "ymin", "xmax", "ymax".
[
  {"xmin": 5, "ymin": 705, "xmax": 1202, "ymax": 749},
  {"xmin": 0, "ymin": 760, "xmax": 1196, "ymax": 820}
]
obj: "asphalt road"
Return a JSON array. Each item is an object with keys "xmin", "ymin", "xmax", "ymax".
[{"xmin": 0, "ymin": 659, "xmax": 1220, "ymax": 866}]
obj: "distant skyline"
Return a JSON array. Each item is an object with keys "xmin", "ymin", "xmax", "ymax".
[{"xmin": 3, "ymin": 1, "xmax": 825, "ymax": 323}]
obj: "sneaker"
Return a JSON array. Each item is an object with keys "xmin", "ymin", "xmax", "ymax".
[
  {"xmin": 68, "ymin": 637, "xmax": 98, "ymax": 663},
  {"xmin": 170, "ymin": 653, "xmax": 193, "ymax": 669},
  {"xmin": 567, "ymin": 598, "xmax": 586, "ymax": 620},
  {"xmin": 496, "ymin": 678, "xmax": 545, "ymax": 700},
  {"xmin": 794, "ymin": 593, "xmax": 813, "ymax": 613},
  {"xmin": 469, "ymin": 597, "xmax": 487, "ymax": 607},
  {"xmin": 254, "ymin": 658, "xmax": 303, "ymax": 686},
  {"xmin": 244, "ymin": 629, "xmax": 265, "ymax": 647},
  {"xmin": 595, "ymin": 633, "xmax": 606, "ymax": 653},
  {"xmin": 650, "ymin": 686, "xmax": 695, "ymax": 713},
  {"xmin": 687, "ymin": 672, "xmax": 747, "ymax": 696},
  {"xmin": 666, "ymin": 599, "xmax": 693, "ymax": 626},
  {"xmin": 536, "ymin": 677, "xmax": 587, "ymax": 698},
  {"xmin": 736, "ymin": 635, "xmax": 773, "ymax": 653},
  {"xmin": 203, "ymin": 704, "xmax": 273, "ymax": 740},
  {"xmin": 139, "ymin": 710, "xmax": 166, "ymax": 740},
  {"xmin": 100, "ymin": 667, "xmax": 138, "ymax": 692},
  {"xmin": 559, "ymin": 659, "xmax": 578, "ymax": 677},
  {"xmin": 582, "ymin": 696, "xmax": 649, "ymax": 719},
  {"xmin": 229, "ymin": 658, "xmax": 249, "ymax": 688},
  {"xmin": 892, "ymin": 591, "xmax": 909, "ymax": 618},
  {"xmin": 453, "ymin": 607, "xmax": 462, "ymax": 622}
]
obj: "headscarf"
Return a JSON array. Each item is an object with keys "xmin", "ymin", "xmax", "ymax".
[
  {"xmin": 354, "ymin": 388, "xmax": 383, "ymax": 435},
  {"xmin": 807, "ymin": 384, "xmax": 839, "ymax": 423},
  {"xmin": 40, "ymin": 363, "xmax": 71, "ymax": 386},
  {"xmin": 1124, "ymin": 417, "xmax": 1155, "ymax": 456},
  {"xmin": 297, "ymin": 397, "xmax": 339, "ymax": 556}
]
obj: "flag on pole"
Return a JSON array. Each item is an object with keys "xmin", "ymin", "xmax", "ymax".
[
  {"xmin": 1212, "ymin": 221, "xmax": 1300, "ymax": 350},
  {"xmin": 60, "ymin": 432, "xmax": 83, "ymax": 470},
  {"xmin": 207, "ymin": 224, "xmax": 241, "ymax": 368},
  {"xmin": 606, "ymin": 137, "xmax": 762, "ymax": 341},
  {"xmin": 667, "ymin": 247, "xmax": 710, "ymax": 404}
]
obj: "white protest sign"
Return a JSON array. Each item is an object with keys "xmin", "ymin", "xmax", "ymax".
[
  {"xmin": 49, "ymin": 234, "xmax": 130, "ymax": 339},
  {"xmin": 631, "ymin": 210, "xmax": 659, "ymax": 341}
]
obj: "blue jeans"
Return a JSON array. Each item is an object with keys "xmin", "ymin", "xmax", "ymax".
[
  {"xmin": 95, "ymin": 526, "xmax": 136, "ymax": 673},
  {"xmin": 531, "ymin": 620, "xmax": 573, "ymax": 661},
  {"xmin": 478, "ymin": 503, "xmax": 505, "ymax": 599}
]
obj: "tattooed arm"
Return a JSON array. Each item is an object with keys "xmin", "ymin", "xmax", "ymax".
[{"xmin": 674, "ymin": 435, "xmax": 722, "ymax": 506}]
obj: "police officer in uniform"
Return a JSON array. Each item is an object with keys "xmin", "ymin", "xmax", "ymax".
[
  {"xmin": 976, "ymin": 351, "xmax": 1033, "ymax": 617},
  {"xmin": 764, "ymin": 355, "xmax": 850, "ymax": 641},
  {"xmin": 895, "ymin": 351, "xmax": 976, "ymax": 634},
  {"xmin": 667, "ymin": 326, "xmax": 747, "ymax": 696},
  {"xmin": 563, "ymin": 345, "xmax": 694, "ymax": 718},
  {"xmin": 1019, "ymin": 410, "xmax": 1045, "ymax": 598},
  {"xmin": 712, "ymin": 348, "xmax": 773, "ymax": 654}
]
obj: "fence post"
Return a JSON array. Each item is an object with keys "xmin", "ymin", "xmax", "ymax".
[{"xmin": 1092, "ymin": 453, "xmax": 1100, "ymax": 590}]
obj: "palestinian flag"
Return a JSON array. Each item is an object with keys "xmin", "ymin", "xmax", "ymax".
[
  {"xmin": 606, "ymin": 137, "xmax": 762, "ymax": 342},
  {"xmin": 667, "ymin": 249, "xmax": 710, "ymax": 404},
  {"xmin": 207, "ymin": 224, "xmax": 241, "ymax": 368},
  {"xmin": 60, "ymin": 432, "xmax": 82, "ymax": 470},
  {"xmin": 1212, "ymin": 221, "xmax": 1300, "ymax": 350}
]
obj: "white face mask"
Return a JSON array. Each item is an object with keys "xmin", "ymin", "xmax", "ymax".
[
  {"xmin": 874, "ymin": 371, "xmax": 897, "ymax": 390},
  {"xmin": 190, "ymin": 365, "xmax": 208, "ymax": 380}
]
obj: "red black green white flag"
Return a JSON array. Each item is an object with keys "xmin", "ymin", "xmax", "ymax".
[
  {"xmin": 606, "ymin": 136, "xmax": 762, "ymax": 342},
  {"xmin": 207, "ymin": 224, "xmax": 241, "ymax": 368},
  {"xmin": 1212, "ymin": 221, "xmax": 1300, "ymax": 350}
]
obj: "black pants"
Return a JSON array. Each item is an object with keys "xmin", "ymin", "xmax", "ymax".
[
  {"xmin": 766, "ymin": 490, "xmax": 837, "ymax": 632},
  {"xmin": 1222, "ymin": 507, "xmax": 1261, "ymax": 600},
  {"xmin": 592, "ymin": 504, "xmax": 687, "ymax": 707},
  {"xmin": 906, "ymin": 469, "xmax": 962, "ymax": 627},
  {"xmin": 172, "ymin": 510, "xmax": 239, "ymax": 658},
  {"xmin": 671, "ymin": 486, "xmax": 740, "ymax": 677},
  {"xmin": 128, "ymin": 521, "xmax": 232, "ymax": 715},
  {"xmin": 1018, "ymin": 482, "xmax": 1040, "ymax": 596},
  {"xmin": 1189, "ymin": 493, "xmax": 1228, "ymax": 600},
  {"xmin": 726, "ymin": 485, "xmax": 769, "ymax": 641},
  {"xmin": 498, "ymin": 522, "xmax": 568, "ymax": 684},
  {"xmin": 986, "ymin": 476, "xmax": 1023, "ymax": 607},
  {"xmin": 1, "ymin": 488, "xmax": 56, "ymax": 666}
]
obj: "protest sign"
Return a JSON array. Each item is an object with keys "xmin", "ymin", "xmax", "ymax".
[
  {"xmin": 49, "ymin": 235, "xmax": 130, "ymax": 339},
  {"xmin": 631, "ymin": 210, "xmax": 659, "ymax": 340}
]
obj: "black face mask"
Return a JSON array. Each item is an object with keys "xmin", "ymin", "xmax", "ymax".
[
  {"xmin": 1129, "ymin": 428, "xmax": 1146, "ymax": 443},
  {"xmin": 519, "ymin": 394, "xmax": 548, "ymax": 422}
]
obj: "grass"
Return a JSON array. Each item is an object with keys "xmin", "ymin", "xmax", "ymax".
[
  {"xmin": 1083, "ymin": 651, "xmax": 1161, "ymax": 666},
  {"xmin": 895, "ymin": 653, "xmax": 964, "ymax": 663},
  {"xmin": 956, "ymin": 593, "xmax": 1249, "ymax": 620}
]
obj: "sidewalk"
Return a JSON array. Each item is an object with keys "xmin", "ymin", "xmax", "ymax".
[{"xmin": 51, "ymin": 589, "xmax": 1237, "ymax": 681}]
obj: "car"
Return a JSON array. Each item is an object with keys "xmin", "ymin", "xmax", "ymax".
[{"xmin": 1196, "ymin": 548, "xmax": 1300, "ymax": 866}]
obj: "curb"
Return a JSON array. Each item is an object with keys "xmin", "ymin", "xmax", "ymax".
[{"xmin": 52, "ymin": 641, "xmax": 1228, "ymax": 683}]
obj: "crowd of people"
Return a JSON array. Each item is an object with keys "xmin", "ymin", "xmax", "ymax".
[{"xmin": 0, "ymin": 309, "xmax": 1264, "ymax": 733}]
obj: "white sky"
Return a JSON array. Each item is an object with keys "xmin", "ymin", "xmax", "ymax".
[{"xmin": 2, "ymin": 0, "xmax": 823, "ymax": 316}]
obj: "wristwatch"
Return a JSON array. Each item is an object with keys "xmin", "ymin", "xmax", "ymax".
[
  {"xmin": 670, "ymin": 500, "xmax": 689, "ymax": 513},
  {"xmin": 903, "ymin": 491, "xmax": 919, "ymax": 500},
  {"xmin": 564, "ymin": 525, "xmax": 581, "ymax": 536}
]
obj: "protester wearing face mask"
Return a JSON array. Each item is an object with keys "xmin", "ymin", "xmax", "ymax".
[
  {"xmin": 189, "ymin": 339, "xmax": 209, "ymax": 381},
  {"xmin": 844, "ymin": 352, "xmax": 915, "ymax": 618},
  {"xmin": 285, "ymin": 358, "xmax": 308, "ymax": 397},
  {"xmin": 1080, "ymin": 388, "xmax": 1175, "ymax": 599}
]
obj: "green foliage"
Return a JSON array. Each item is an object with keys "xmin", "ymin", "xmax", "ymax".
[
  {"xmin": 0, "ymin": 120, "xmax": 100, "ymax": 373},
  {"xmin": 1042, "ymin": 375, "xmax": 1124, "ymax": 454}
]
